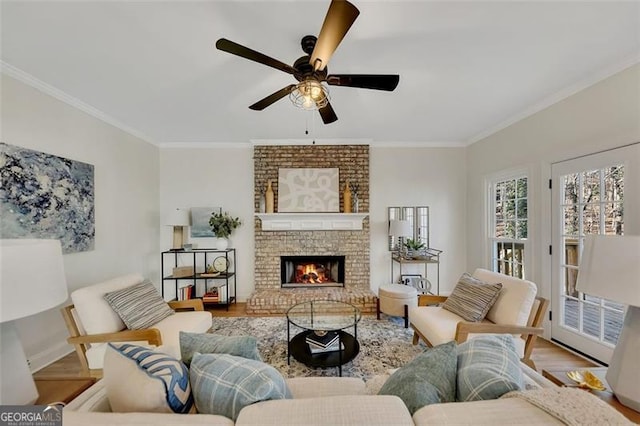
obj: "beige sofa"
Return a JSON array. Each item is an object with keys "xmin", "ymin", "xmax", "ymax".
[{"xmin": 62, "ymin": 363, "xmax": 589, "ymax": 425}]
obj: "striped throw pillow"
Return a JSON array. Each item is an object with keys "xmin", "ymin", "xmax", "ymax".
[
  {"xmin": 104, "ymin": 279, "xmax": 174, "ymax": 329},
  {"xmin": 442, "ymin": 273, "xmax": 502, "ymax": 322}
]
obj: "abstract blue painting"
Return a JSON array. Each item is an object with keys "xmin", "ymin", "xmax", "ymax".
[{"xmin": 0, "ymin": 143, "xmax": 95, "ymax": 253}]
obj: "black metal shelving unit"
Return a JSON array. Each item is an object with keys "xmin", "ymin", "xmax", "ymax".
[{"xmin": 161, "ymin": 248, "xmax": 237, "ymax": 310}]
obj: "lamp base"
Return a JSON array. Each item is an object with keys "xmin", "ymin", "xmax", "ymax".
[
  {"xmin": 606, "ymin": 305, "xmax": 640, "ymax": 412},
  {"xmin": 0, "ymin": 321, "xmax": 38, "ymax": 405},
  {"xmin": 172, "ymin": 226, "xmax": 185, "ymax": 250}
]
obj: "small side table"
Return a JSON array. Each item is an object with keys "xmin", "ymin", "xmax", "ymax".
[{"xmin": 542, "ymin": 367, "xmax": 640, "ymax": 423}]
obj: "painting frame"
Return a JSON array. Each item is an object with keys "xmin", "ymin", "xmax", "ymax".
[
  {"xmin": 190, "ymin": 207, "xmax": 220, "ymax": 238},
  {"xmin": 0, "ymin": 142, "xmax": 95, "ymax": 253},
  {"xmin": 277, "ymin": 167, "xmax": 339, "ymax": 213}
]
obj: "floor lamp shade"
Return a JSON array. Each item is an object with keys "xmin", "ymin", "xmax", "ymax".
[
  {"xmin": 166, "ymin": 208, "xmax": 190, "ymax": 250},
  {"xmin": 0, "ymin": 239, "xmax": 68, "ymax": 405},
  {"xmin": 576, "ymin": 235, "xmax": 640, "ymax": 411}
]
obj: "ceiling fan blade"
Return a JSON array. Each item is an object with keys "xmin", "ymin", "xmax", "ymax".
[
  {"xmin": 249, "ymin": 85, "xmax": 297, "ymax": 110},
  {"xmin": 327, "ymin": 74, "xmax": 400, "ymax": 91},
  {"xmin": 216, "ymin": 38, "xmax": 297, "ymax": 75},
  {"xmin": 318, "ymin": 101, "xmax": 338, "ymax": 124},
  {"xmin": 310, "ymin": 0, "xmax": 360, "ymax": 71}
]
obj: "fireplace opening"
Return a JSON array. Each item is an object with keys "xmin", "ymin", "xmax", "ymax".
[{"xmin": 281, "ymin": 255, "xmax": 345, "ymax": 288}]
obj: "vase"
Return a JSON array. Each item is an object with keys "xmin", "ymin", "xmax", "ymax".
[
  {"xmin": 343, "ymin": 180, "xmax": 352, "ymax": 213},
  {"xmin": 265, "ymin": 180, "xmax": 274, "ymax": 213},
  {"xmin": 215, "ymin": 237, "xmax": 229, "ymax": 250}
]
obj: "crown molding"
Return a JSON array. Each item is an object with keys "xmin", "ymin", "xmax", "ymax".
[
  {"xmin": 1, "ymin": 61, "xmax": 157, "ymax": 146},
  {"xmin": 371, "ymin": 140, "xmax": 466, "ymax": 148},
  {"xmin": 466, "ymin": 54, "xmax": 640, "ymax": 146},
  {"xmin": 250, "ymin": 138, "xmax": 372, "ymax": 146},
  {"xmin": 159, "ymin": 142, "xmax": 251, "ymax": 149}
]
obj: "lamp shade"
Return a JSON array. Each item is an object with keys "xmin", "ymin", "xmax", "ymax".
[
  {"xmin": 576, "ymin": 235, "xmax": 640, "ymax": 306},
  {"xmin": 389, "ymin": 220, "xmax": 412, "ymax": 238},
  {"xmin": 166, "ymin": 208, "xmax": 190, "ymax": 227},
  {"xmin": 0, "ymin": 239, "xmax": 68, "ymax": 323}
]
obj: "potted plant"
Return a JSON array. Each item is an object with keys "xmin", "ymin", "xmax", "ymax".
[
  {"xmin": 209, "ymin": 211, "xmax": 242, "ymax": 250},
  {"xmin": 403, "ymin": 238, "xmax": 425, "ymax": 258}
]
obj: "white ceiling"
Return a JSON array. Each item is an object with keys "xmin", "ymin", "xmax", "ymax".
[{"xmin": 2, "ymin": 1, "xmax": 639, "ymax": 147}]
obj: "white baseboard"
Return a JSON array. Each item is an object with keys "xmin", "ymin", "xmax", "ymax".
[{"xmin": 28, "ymin": 342, "xmax": 73, "ymax": 373}]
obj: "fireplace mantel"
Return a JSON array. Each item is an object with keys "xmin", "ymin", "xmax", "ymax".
[{"xmin": 256, "ymin": 213, "xmax": 368, "ymax": 231}]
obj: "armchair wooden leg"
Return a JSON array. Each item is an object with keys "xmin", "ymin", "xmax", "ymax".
[
  {"xmin": 404, "ymin": 304, "xmax": 409, "ymax": 328},
  {"xmin": 376, "ymin": 298, "xmax": 381, "ymax": 320},
  {"xmin": 412, "ymin": 331, "xmax": 420, "ymax": 345}
]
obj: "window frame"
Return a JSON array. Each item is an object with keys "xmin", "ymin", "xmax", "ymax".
[{"xmin": 486, "ymin": 168, "xmax": 530, "ymax": 279}]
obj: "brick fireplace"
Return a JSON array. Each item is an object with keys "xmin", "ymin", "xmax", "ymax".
[{"xmin": 246, "ymin": 144, "xmax": 376, "ymax": 314}]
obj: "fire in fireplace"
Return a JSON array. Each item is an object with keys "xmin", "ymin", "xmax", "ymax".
[{"xmin": 281, "ymin": 255, "xmax": 345, "ymax": 288}]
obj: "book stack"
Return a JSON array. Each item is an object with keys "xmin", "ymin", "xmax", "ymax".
[
  {"xmin": 202, "ymin": 288, "xmax": 219, "ymax": 303},
  {"xmin": 178, "ymin": 284, "xmax": 194, "ymax": 300},
  {"xmin": 306, "ymin": 331, "xmax": 343, "ymax": 354}
]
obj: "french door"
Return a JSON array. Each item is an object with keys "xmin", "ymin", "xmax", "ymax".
[{"xmin": 550, "ymin": 143, "xmax": 639, "ymax": 363}]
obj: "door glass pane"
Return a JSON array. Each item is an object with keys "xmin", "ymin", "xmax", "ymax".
[
  {"xmin": 516, "ymin": 219, "xmax": 527, "ymax": 239},
  {"xmin": 564, "ymin": 238, "xmax": 579, "ymax": 266},
  {"xmin": 563, "ymin": 173, "xmax": 579, "ymax": 204},
  {"xmin": 563, "ymin": 297, "xmax": 579, "ymax": 329},
  {"xmin": 582, "ymin": 204, "xmax": 601, "ymax": 235},
  {"xmin": 563, "ymin": 206, "xmax": 579, "ymax": 236},
  {"xmin": 582, "ymin": 170, "xmax": 601, "ymax": 203},
  {"xmin": 604, "ymin": 202, "xmax": 623, "ymax": 235},
  {"xmin": 504, "ymin": 220, "xmax": 516, "ymax": 238},
  {"xmin": 517, "ymin": 177, "xmax": 527, "ymax": 198},
  {"xmin": 603, "ymin": 166, "xmax": 624, "ymax": 201},
  {"xmin": 603, "ymin": 309, "xmax": 624, "ymax": 345},
  {"xmin": 582, "ymin": 304, "xmax": 601, "ymax": 339}
]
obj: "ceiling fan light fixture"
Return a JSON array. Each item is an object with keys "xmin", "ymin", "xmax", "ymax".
[{"xmin": 290, "ymin": 79, "xmax": 330, "ymax": 110}]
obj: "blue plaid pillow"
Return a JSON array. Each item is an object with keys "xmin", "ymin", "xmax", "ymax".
[
  {"xmin": 190, "ymin": 353, "xmax": 291, "ymax": 420},
  {"xmin": 456, "ymin": 335, "xmax": 524, "ymax": 401},
  {"xmin": 105, "ymin": 343, "xmax": 193, "ymax": 413}
]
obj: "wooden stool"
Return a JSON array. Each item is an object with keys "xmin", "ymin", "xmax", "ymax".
[{"xmin": 377, "ymin": 284, "xmax": 418, "ymax": 328}]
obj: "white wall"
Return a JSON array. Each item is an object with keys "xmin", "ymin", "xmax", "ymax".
[
  {"xmin": 159, "ymin": 147, "xmax": 254, "ymax": 301},
  {"xmin": 370, "ymin": 147, "xmax": 467, "ymax": 295},
  {"xmin": 159, "ymin": 145, "xmax": 467, "ymax": 300},
  {"xmin": 465, "ymin": 64, "xmax": 640, "ymax": 314},
  {"xmin": 1, "ymin": 74, "xmax": 160, "ymax": 371}
]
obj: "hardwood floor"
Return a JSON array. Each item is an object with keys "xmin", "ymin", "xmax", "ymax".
[{"xmin": 34, "ymin": 302, "xmax": 597, "ymax": 403}]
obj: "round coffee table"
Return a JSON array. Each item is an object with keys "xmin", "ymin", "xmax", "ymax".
[{"xmin": 286, "ymin": 300, "xmax": 361, "ymax": 376}]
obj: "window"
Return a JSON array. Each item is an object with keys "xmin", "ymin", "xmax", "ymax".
[{"xmin": 488, "ymin": 174, "xmax": 528, "ymax": 279}]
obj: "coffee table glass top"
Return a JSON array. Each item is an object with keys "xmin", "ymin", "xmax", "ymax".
[{"xmin": 286, "ymin": 300, "xmax": 361, "ymax": 332}]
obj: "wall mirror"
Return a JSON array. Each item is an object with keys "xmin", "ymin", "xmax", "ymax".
[{"xmin": 388, "ymin": 206, "xmax": 429, "ymax": 251}]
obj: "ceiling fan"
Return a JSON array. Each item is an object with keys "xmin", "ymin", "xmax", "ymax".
[{"xmin": 215, "ymin": 0, "xmax": 399, "ymax": 124}]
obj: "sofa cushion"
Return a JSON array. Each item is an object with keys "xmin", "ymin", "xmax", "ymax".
[
  {"xmin": 84, "ymin": 310, "xmax": 212, "ymax": 370},
  {"xmin": 378, "ymin": 341, "xmax": 457, "ymax": 414},
  {"xmin": 179, "ymin": 332, "xmax": 261, "ymax": 367},
  {"xmin": 412, "ymin": 397, "xmax": 563, "ymax": 426},
  {"xmin": 285, "ymin": 377, "xmax": 366, "ymax": 398},
  {"xmin": 236, "ymin": 395, "xmax": 414, "ymax": 426},
  {"xmin": 190, "ymin": 353, "xmax": 291, "ymax": 421},
  {"xmin": 103, "ymin": 343, "xmax": 193, "ymax": 414},
  {"xmin": 409, "ymin": 305, "xmax": 467, "ymax": 346},
  {"xmin": 104, "ymin": 280, "xmax": 175, "ymax": 330},
  {"xmin": 442, "ymin": 273, "xmax": 503, "ymax": 322},
  {"xmin": 473, "ymin": 268, "xmax": 537, "ymax": 326},
  {"xmin": 63, "ymin": 411, "xmax": 234, "ymax": 426},
  {"xmin": 71, "ymin": 274, "xmax": 144, "ymax": 335},
  {"xmin": 457, "ymin": 335, "xmax": 524, "ymax": 401}
]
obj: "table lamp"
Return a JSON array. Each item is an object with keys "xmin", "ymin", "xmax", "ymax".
[
  {"xmin": 389, "ymin": 219, "xmax": 413, "ymax": 254},
  {"xmin": 576, "ymin": 234, "xmax": 640, "ymax": 411},
  {"xmin": 0, "ymin": 239, "xmax": 68, "ymax": 405},
  {"xmin": 166, "ymin": 208, "xmax": 190, "ymax": 250}
]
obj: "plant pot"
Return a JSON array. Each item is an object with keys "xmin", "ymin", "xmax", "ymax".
[{"xmin": 215, "ymin": 237, "xmax": 229, "ymax": 250}]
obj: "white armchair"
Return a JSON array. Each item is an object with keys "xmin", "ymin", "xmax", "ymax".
[
  {"xmin": 61, "ymin": 274, "xmax": 212, "ymax": 378},
  {"xmin": 409, "ymin": 269, "xmax": 548, "ymax": 369}
]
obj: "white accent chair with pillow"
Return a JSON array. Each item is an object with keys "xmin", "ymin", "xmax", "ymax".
[
  {"xmin": 61, "ymin": 273, "xmax": 212, "ymax": 378},
  {"xmin": 409, "ymin": 268, "xmax": 548, "ymax": 369}
]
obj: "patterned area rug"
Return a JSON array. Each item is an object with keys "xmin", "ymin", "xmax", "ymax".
[{"xmin": 209, "ymin": 315, "xmax": 426, "ymax": 380}]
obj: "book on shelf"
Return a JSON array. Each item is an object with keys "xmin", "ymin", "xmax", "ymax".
[
  {"xmin": 308, "ymin": 341, "xmax": 344, "ymax": 354},
  {"xmin": 202, "ymin": 288, "xmax": 219, "ymax": 302},
  {"xmin": 305, "ymin": 331, "xmax": 339, "ymax": 348},
  {"xmin": 178, "ymin": 284, "xmax": 194, "ymax": 300}
]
